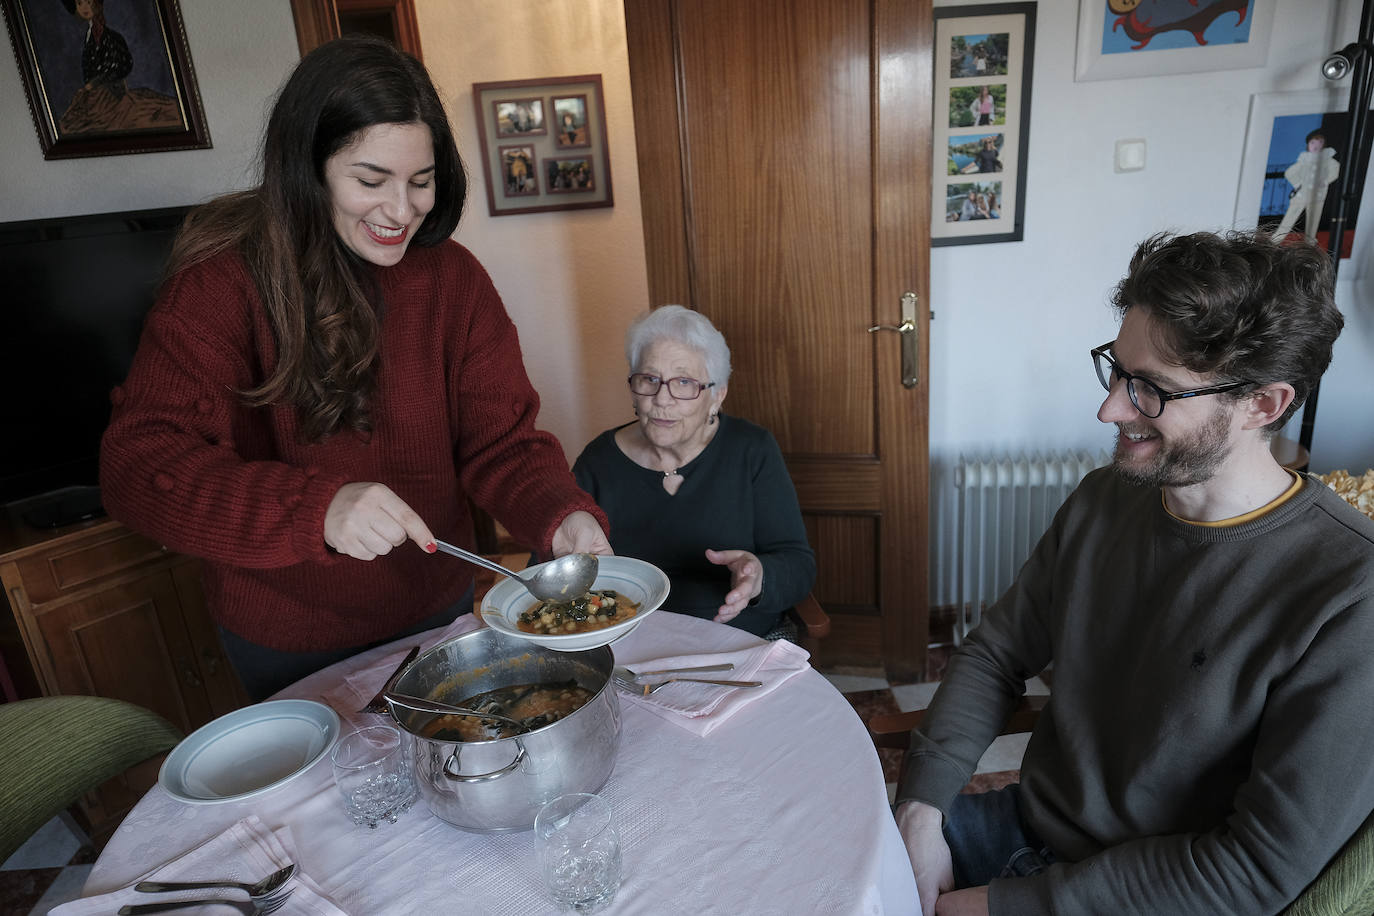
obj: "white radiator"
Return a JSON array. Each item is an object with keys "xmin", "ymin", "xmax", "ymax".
[{"xmin": 953, "ymin": 451, "xmax": 1109, "ymax": 641}]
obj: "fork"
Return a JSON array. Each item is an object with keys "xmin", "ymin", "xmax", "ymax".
[
  {"xmin": 617, "ymin": 675, "xmax": 763, "ymax": 695},
  {"xmin": 119, "ymin": 888, "xmax": 293, "ymax": 914}
]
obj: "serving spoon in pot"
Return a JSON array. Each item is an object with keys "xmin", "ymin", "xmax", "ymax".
[
  {"xmin": 431, "ymin": 539, "xmax": 598, "ymax": 602},
  {"xmin": 383, "ymin": 691, "xmax": 531, "ymax": 736}
]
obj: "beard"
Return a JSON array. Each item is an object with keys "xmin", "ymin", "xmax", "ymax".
[{"xmin": 1111, "ymin": 403, "xmax": 1234, "ymax": 488}]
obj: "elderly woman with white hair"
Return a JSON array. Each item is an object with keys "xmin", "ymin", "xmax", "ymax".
[{"xmin": 573, "ymin": 305, "xmax": 816, "ymax": 639}]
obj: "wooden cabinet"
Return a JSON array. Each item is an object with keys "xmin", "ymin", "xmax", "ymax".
[{"xmin": 0, "ymin": 509, "xmax": 248, "ymax": 833}]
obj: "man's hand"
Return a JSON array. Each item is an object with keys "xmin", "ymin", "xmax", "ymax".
[
  {"xmin": 551, "ymin": 510, "xmax": 613, "ymax": 556},
  {"xmin": 705, "ymin": 548, "xmax": 763, "ymax": 623},
  {"xmin": 935, "ymin": 887, "xmax": 989, "ymax": 916},
  {"xmin": 896, "ymin": 800, "xmax": 955, "ymax": 916},
  {"xmin": 324, "ymin": 482, "xmax": 434, "ymax": 560}
]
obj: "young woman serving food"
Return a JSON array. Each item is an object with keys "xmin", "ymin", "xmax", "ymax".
[{"xmin": 101, "ymin": 36, "xmax": 608, "ymax": 700}]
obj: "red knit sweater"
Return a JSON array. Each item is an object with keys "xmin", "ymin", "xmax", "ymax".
[{"xmin": 100, "ymin": 241, "xmax": 605, "ymax": 651}]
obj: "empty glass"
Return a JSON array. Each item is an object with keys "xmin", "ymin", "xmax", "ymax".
[
  {"xmin": 534, "ymin": 793, "xmax": 623, "ymax": 912},
  {"xmin": 330, "ymin": 725, "xmax": 416, "ymax": 828}
]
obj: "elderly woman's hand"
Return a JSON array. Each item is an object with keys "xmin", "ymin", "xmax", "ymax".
[
  {"xmin": 706, "ymin": 548, "xmax": 763, "ymax": 622},
  {"xmin": 551, "ymin": 510, "xmax": 613, "ymax": 557},
  {"xmin": 325, "ymin": 482, "xmax": 436, "ymax": 560}
]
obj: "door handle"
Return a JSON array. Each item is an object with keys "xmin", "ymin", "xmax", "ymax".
[{"xmin": 867, "ymin": 291, "xmax": 919, "ymax": 388}]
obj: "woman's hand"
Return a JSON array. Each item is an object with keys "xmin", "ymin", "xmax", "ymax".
[
  {"xmin": 706, "ymin": 548, "xmax": 763, "ymax": 623},
  {"xmin": 324, "ymin": 482, "xmax": 435, "ymax": 560},
  {"xmin": 551, "ymin": 510, "xmax": 613, "ymax": 556}
]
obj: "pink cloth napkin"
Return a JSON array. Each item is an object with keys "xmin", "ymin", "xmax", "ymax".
[
  {"xmin": 323, "ymin": 615, "xmax": 481, "ymax": 727},
  {"xmin": 617, "ymin": 639, "xmax": 811, "ymax": 736},
  {"xmin": 50, "ymin": 815, "xmax": 345, "ymax": 915}
]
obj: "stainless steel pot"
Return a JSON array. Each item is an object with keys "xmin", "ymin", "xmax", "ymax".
[{"xmin": 389, "ymin": 627, "xmax": 621, "ymax": 832}]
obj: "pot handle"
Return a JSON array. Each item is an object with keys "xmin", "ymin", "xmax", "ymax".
[{"xmin": 442, "ymin": 739, "xmax": 527, "ymax": 782}]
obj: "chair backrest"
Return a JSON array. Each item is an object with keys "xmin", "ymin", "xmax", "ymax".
[{"xmin": 0, "ymin": 695, "xmax": 181, "ymax": 863}]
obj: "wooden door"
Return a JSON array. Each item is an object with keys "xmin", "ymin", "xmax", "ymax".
[{"xmin": 624, "ymin": 0, "xmax": 933, "ymax": 676}]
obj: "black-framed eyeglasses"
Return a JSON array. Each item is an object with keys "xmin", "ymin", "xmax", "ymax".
[
  {"xmin": 628, "ymin": 373, "xmax": 716, "ymax": 400},
  {"xmin": 1091, "ymin": 341, "xmax": 1253, "ymax": 419}
]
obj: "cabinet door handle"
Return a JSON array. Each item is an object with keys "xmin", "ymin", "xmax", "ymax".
[{"xmin": 180, "ymin": 658, "xmax": 203, "ymax": 689}]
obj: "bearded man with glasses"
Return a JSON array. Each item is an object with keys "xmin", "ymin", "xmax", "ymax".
[{"xmin": 896, "ymin": 231, "xmax": 1374, "ymax": 916}]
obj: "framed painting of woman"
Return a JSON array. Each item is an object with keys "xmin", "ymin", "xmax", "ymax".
[{"xmin": 1, "ymin": 0, "xmax": 210, "ymax": 159}]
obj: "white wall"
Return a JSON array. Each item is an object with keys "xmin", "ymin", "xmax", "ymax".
[
  {"xmin": 0, "ymin": 0, "xmax": 299, "ymax": 219},
  {"xmin": 416, "ymin": 0, "xmax": 650, "ymax": 459},
  {"xmin": 926, "ymin": 0, "xmax": 1374, "ymax": 602}
]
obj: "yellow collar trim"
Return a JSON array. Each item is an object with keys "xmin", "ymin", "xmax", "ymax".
[{"xmin": 1163, "ymin": 469, "xmax": 1303, "ymax": 527}]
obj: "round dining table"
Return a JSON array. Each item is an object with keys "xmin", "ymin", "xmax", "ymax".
[{"xmin": 82, "ymin": 610, "xmax": 918, "ymax": 915}]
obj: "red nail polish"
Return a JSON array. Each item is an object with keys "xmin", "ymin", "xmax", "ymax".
[{"xmin": 425, "ymin": 542, "xmax": 437, "ymax": 553}]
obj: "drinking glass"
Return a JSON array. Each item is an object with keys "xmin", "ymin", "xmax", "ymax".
[
  {"xmin": 330, "ymin": 725, "xmax": 417, "ymax": 828},
  {"xmin": 534, "ymin": 793, "xmax": 623, "ymax": 912}
]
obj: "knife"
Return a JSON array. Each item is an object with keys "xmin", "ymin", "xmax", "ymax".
[{"xmin": 358, "ymin": 645, "xmax": 421, "ymax": 715}]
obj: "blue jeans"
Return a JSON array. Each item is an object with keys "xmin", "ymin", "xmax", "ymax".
[
  {"xmin": 944, "ymin": 784, "xmax": 1056, "ymax": 888},
  {"xmin": 218, "ymin": 585, "xmax": 473, "ymax": 701}
]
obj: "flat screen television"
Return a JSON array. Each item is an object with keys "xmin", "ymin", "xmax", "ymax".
[{"xmin": 0, "ymin": 205, "xmax": 191, "ymax": 526}]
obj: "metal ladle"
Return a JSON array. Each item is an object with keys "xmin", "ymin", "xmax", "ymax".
[
  {"xmin": 431, "ymin": 539, "xmax": 598, "ymax": 602},
  {"xmin": 383, "ymin": 691, "xmax": 530, "ymax": 736}
]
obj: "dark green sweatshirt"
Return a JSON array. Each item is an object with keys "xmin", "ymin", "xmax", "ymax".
[{"xmin": 901, "ymin": 468, "xmax": 1374, "ymax": 915}]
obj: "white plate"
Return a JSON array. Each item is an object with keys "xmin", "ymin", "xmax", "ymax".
[
  {"xmin": 480, "ymin": 555, "xmax": 670, "ymax": 651},
  {"xmin": 159, "ymin": 699, "xmax": 340, "ymax": 804}
]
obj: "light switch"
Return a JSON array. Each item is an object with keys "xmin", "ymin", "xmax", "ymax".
[{"xmin": 1115, "ymin": 138, "xmax": 1146, "ymax": 173}]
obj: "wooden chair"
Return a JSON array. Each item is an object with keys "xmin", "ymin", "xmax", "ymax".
[
  {"xmin": 867, "ymin": 698, "xmax": 1374, "ymax": 916},
  {"xmin": 0, "ymin": 695, "xmax": 182, "ymax": 863},
  {"xmin": 787, "ymin": 592, "xmax": 831, "ymax": 655}
]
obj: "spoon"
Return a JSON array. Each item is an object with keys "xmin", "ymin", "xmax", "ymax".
[
  {"xmin": 383, "ymin": 691, "xmax": 530, "ymax": 735},
  {"xmin": 133, "ymin": 863, "xmax": 297, "ymax": 900},
  {"xmin": 431, "ymin": 539, "xmax": 598, "ymax": 602}
]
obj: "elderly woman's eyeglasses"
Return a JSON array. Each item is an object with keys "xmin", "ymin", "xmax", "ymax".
[
  {"xmin": 628, "ymin": 373, "xmax": 715, "ymax": 400},
  {"xmin": 1091, "ymin": 341, "xmax": 1252, "ymax": 419}
]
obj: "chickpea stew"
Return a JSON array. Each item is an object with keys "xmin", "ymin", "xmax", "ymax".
[{"xmin": 518, "ymin": 590, "xmax": 640, "ymax": 635}]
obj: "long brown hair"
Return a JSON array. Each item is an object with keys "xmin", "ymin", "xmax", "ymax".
[{"xmin": 165, "ymin": 37, "xmax": 466, "ymax": 442}]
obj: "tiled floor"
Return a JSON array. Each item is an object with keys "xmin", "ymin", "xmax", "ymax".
[{"xmin": 1, "ymin": 653, "xmax": 1048, "ymax": 914}]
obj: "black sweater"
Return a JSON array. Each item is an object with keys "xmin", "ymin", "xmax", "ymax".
[{"xmin": 572, "ymin": 414, "xmax": 815, "ymax": 637}]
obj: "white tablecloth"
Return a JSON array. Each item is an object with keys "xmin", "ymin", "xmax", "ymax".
[{"xmin": 84, "ymin": 612, "xmax": 918, "ymax": 915}]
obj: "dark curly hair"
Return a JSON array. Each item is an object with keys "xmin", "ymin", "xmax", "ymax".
[{"xmin": 1110, "ymin": 231, "xmax": 1342, "ymax": 433}]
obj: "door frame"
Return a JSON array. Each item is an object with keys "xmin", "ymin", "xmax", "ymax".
[{"xmin": 288, "ymin": 0, "xmax": 424, "ymax": 60}]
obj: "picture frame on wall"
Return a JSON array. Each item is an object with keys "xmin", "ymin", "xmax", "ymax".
[
  {"xmin": 1234, "ymin": 88, "xmax": 1360, "ymax": 273},
  {"xmin": 932, "ymin": 2, "xmax": 1035, "ymax": 247},
  {"xmin": 1073, "ymin": 0, "xmax": 1275, "ymax": 82},
  {"xmin": 0, "ymin": 0, "xmax": 211, "ymax": 160},
  {"xmin": 552, "ymin": 94, "xmax": 591, "ymax": 148},
  {"xmin": 472, "ymin": 75, "xmax": 613, "ymax": 216},
  {"xmin": 543, "ymin": 155, "xmax": 596, "ymax": 193},
  {"xmin": 497, "ymin": 144, "xmax": 539, "ymax": 197},
  {"xmin": 493, "ymin": 97, "xmax": 546, "ymax": 138}
]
